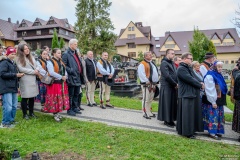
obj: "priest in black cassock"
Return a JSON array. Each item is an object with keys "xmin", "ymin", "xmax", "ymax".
[
  {"xmin": 176, "ymin": 52, "xmax": 204, "ymax": 139},
  {"xmin": 158, "ymin": 49, "xmax": 178, "ymax": 128}
]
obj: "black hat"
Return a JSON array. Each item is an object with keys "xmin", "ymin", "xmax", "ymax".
[{"xmin": 204, "ymin": 52, "xmax": 214, "ymax": 59}]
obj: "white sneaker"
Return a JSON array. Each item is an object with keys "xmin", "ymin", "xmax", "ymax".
[
  {"xmin": 54, "ymin": 115, "xmax": 61, "ymax": 122},
  {"xmin": 56, "ymin": 113, "xmax": 63, "ymax": 119},
  {"xmin": 0, "ymin": 123, "xmax": 15, "ymax": 128}
]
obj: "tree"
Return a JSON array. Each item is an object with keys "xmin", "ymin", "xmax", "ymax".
[
  {"xmin": 51, "ymin": 28, "xmax": 59, "ymax": 49},
  {"xmin": 59, "ymin": 37, "xmax": 65, "ymax": 50},
  {"xmin": 0, "ymin": 39, "xmax": 3, "ymax": 46},
  {"xmin": 75, "ymin": 0, "xmax": 115, "ymax": 55},
  {"xmin": 189, "ymin": 28, "xmax": 211, "ymax": 62},
  {"xmin": 208, "ymin": 41, "xmax": 217, "ymax": 56},
  {"xmin": 232, "ymin": 4, "xmax": 240, "ymax": 33},
  {"xmin": 137, "ymin": 51, "xmax": 144, "ymax": 62}
]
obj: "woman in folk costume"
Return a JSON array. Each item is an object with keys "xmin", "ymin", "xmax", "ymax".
[
  {"xmin": 43, "ymin": 48, "xmax": 70, "ymax": 122},
  {"xmin": 203, "ymin": 61, "xmax": 227, "ymax": 140},
  {"xmin": 35, "ymin": 49, "xmax": 48, "ymax": 107}
]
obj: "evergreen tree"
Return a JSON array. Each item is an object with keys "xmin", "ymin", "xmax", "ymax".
[
  {"xmin": 59, "ymin": 37, "xmax": 65, "ymax": 50},
  {"xmin": 75, "ymin": 0, "xmax": 115, "ymax": 56},
  {"xmin": 0, "ymin": 39, "xmax": 3, "ymax": 46},
  {"xmin": 188, "ymin": 28, "xmax": 210, "ymax": 62},
  {"xmin": 137, "ymin": 51, "xmax": 144, "ymax": 62},
  {"xmin": 51, "ymin": 28, "xmax": 59, "ymax": 49},
  {"xmin": 208, "ymin": 41, "xmax": 217, "ymax": 56}
]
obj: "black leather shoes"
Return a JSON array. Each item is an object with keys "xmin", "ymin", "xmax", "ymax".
[
  {"xmin": 164, "ymin": 121, "xmax": 174, "ymax": 128},
  {"xmin": 100, "ymin": 105, "xmax": 106, "ymax": 109},
  {"xmin": 87, "ymin": 103, "xmax": 93, "ymax": 107},
  {"xmin": 186, "ymin": 135, "xmax": 196, "ymax": 139},
  {"xmin": 150, "ymin": 114, "xmax": 156, "ymax": 118},
  {"xmin": 73, "ymin": 109, "xmax": 82, "ymax": 114},
  {"xmin": 79, "ymin": 107, "xmax": 84, "ymax": 110},
  {"xmin": 92, "ymin": 103, "xmax": 97, "ymax": 106},
  {"xmin": 143, "ymin": 115, "xmax": 151, "ymax": 119},
  {"xmin": 169, "ymin": 122, "xmax": 176, "ymax": 126},
  {"xmin": 67, "ymin": 110, "xmax": 76, "ymax": 116},
  {"xmin": 106, "ymin": 104, "xmax": 114, "ymax": 108},
  {"xmin": 29, "ymin": 114, "xmax": 38, "ymax": 119}
]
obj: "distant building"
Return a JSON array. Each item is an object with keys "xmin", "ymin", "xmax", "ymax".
[
  {"xmin": 114, "ymin": 21, "xmax": 156, "ymax": 62},
  {"xmin": 0, "ymin": 16, "xmax": 75, "ymax": 50}
]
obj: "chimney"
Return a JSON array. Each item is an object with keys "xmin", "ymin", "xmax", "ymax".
[
  {"xmin": 16, "ymin": 20, "xmax": 19, "ymax": 25},
  {"xmin": 135, "ymin": 22, "xmax": 142, "ymax": 27},
  {"xmin": 8, "ymin": 18, "xmax": 11, "ymax": 23},
  {"xmin": 165, "ymin": 31, "xmax": 170, "ymax": 36}
]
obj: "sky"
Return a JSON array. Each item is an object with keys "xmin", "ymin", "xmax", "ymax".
[{"xmin": 0, "ymin": 0, "xmax": 239, "ymax": 37}]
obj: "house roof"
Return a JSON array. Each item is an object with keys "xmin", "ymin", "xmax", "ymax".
[
  {"xmin": 0, "ymin": 19, "xmax": 17, "ymax": 40},
  {"xmin": 15, "ymin": 16, "xmax": 74, "ymax": 32},
  {"xmin": 115, "ymin": 22, "xmax": 152, "ymax": 47},
  {"xmin": 156, "ymin": 28, "xmax": 240, "ymax": 57},
  {"xmin": 16, "ymin": 34, "xmax": 72, "ymax": 41}
]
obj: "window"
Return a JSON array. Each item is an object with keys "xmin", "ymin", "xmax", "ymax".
[
  {"xmin": 127, "ymin": 34, "xmax": 135, "ymax": 39},
  {"xmin": 214, "ymin": 43, "xmax": 220, "ymax": 46},
  {"xmin": 166, "ymin": 36, "xmax": 173, "ymax": 41},
  {"xmin": 231, "ymin": 60, "xmax": 235, "ymax": 64},
  {"xmin": 20, "ymin": 23, "xmax": 27, "ymax": 27},
  {"xmin": 48, "ymin": 20, "xmax": 55, "ymax": 25},
  {"xmin": 165, "ymin": 44, "xmax": 175, "ymax": 48},
  {"xmin": 49, "ymin": 29, "xmax": 53, "ymax": 34},
  {"xmin": 128, "ymin": 43, "xmax": 136, "ymax": 48},
  {"xmin": 132, "ymin": 27, "xmax": 134, "ymax": 31},
  {"xmin": 22, "ymin": 31, "xmax": 27, "ymax": 36},
  {"xmin": 225, "ymin": 34, "xmax": 231, "ymax": 39},
  {"xmin": 128, "ymin": 52, "xmax": 136, "ymax": 58},
  {"xmin": 223, "ymin": 42, "xmax": 234, "ymax": 46},
  {"xmin": 155, "ymin": 37, "xmax": 160, "ymax": 41},
  {"xmin": 36, "ymin": 30, "xmax": 41, "ymax": 35},
  {"xmin": 33, "ymin": 22, "xmax": 41, "ymax": 26},
  {"xmin": 156, "ymin": 44, "xmax": 160, "ymax": 48},
  {"xmin": 128, "ymin": 27, "xmax": 131, "ymax": 31},
  {"xmin": 65, "ymin": 23, "xmax": 69, "ymax": 28},
  {"xmin": 225, "ymin": 60, "xmax": 229, "ymax": 64},
  {"xmin": 212, "ymin": 35, "xmax": 218, "ymax": 40}
]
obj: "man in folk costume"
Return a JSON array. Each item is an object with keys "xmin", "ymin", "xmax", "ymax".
[
  {"xmin": 200, "ymin": 52, "xmax": 215, "ymax": 77},
  {"xmin": 138, "ymin": 51, "xmax": 159, "ymax": 119},
  {"xmin": 97, "ymin": 52, "xmax": 115, "ymax": 109},
  {"xmin": 158, "ymin": 49, "xmax": 178, "ymax": 127},
  {"xmin": 85, "ymin": 51, "xmax": 97, "ymax": 107}
]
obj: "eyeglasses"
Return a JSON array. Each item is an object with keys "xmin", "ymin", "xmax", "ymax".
[{"xmin": 186, "ymin": 58, "xmax": 193, "ymax": 60}]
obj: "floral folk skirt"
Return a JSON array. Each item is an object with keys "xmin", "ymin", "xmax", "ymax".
[
  {"xmin": 202, "ymin": 103, "xmax": 225, "ymax": 134},
  {"xmin": 35, "ymin": 81, "xmax": 47, "ymax": 104},
  {"xmin": 232, "ymin": 100, "xmax": 240, "ymax": 133},
  {"xmin": 43, "ymin": 82, "xmax": 70, "ymax": 113}
]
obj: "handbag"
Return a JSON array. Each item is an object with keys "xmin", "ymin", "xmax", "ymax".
[{"xmin": 39, "ymin": 73, "xmax": 54, "ymax": 84}]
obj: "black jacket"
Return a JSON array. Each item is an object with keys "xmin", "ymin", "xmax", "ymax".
[
  {"xmin": 85, "ymin": 58, "xmax": 97, "ymax": 81},
  {"xmin": 0, "ymin": 59, "xmax": 18, "ymax": 94},
  {"xmin": 177, "ymin": 62, "xmax": 202, "ymax": 98},
  {"xmin": 160, "ymin": 57, "xmax": 177, "ymax": 87},
  {"xmin": 62, "ymin": 48, "xmax": 84, "ymax": 86}
]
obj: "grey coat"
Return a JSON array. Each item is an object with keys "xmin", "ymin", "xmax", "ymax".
[{"xmin": 16, "ymin": 57, "xmax": 39, "ymax": 98}]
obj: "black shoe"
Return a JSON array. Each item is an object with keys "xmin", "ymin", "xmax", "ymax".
[
  {"xmin": 92, "ymin": 103, "xmax": 97, "ymax": 106},
  {"xmin": 67, "ymin": 110, "xmax": 76, "ymax": 116},
  {"xmin": 216, "ymin": 134, "xmax": 222, "ymax": 137},
  {"xmin": 143, "ymin": 114, "xmax": 151, "ymax": 119},
  {"xmin": 23, "ymin": 115, "xmax": 29, "ymax": 120},
  {"xmin": 164, "ymin": 121, "xmax": 174, "ymax": 128},
  {"xmin": 73, "ymin": 109, "xmax": 82, "ymax": 114},
  {"xmin": 29, "ymin": 114, "xmax": 38, "ymax": 119},
  {"xmin": 87, "ymin": 103, "xmax": 93, "ymax": 107},
  {"xmin": 209, "ymin": 134, "xmax": 221, "ymax": 140},
  {"xmin": 106, "ymin": 104, "xmax": 114, "ymax": 108},
  {"xmin": 100, "ymin": 105, "xmax": 106, "ymax": 109},
  {"xmin": 186, "ymin": 135, "xmax": 196, "ymax": 139},
  {"xmin": 238, "ymin": 136, "xmax": 240, "ymax": 142},
  {"xmin": 79, "ymin": 107, "xmax": 84, "ymax": 110},
  {"xmin": 150, "ymin": 114, "xmax": 156, "ymax": 118},
  {"xmin": 169, "ymin": 122, "xmax": 176, "ymax": 126}
]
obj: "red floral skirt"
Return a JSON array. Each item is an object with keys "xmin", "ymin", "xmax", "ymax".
[{"xmin": 43, "ymin": 82, "xmax": 70, "ymax": 113}]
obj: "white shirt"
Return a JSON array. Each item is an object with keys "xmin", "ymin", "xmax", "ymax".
[
  {"xmin": 36, "ymin": 60, "xmax": 47, "ymax": 76},
  {"xmin": 46, "ymin": 60, "xmax": 68, "ymax": 80},
  {"xmin": 97, "ymin": 60, "xmax": 114, "ymax": 75},
  {"xmin": 138, "ymin": 61, "xmax": 159, "ymax": 83},
  {"xmin": 200, "ymin": 65, "xmax": 208, "ymax": 78},
  {"xmin": 204, "ymin": 75, "xmax": 217, "ymax": 105}
]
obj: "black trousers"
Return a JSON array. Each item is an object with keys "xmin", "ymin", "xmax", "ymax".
[
  {"xmin": 68, "ymin": 86, "xmax": 80, "ymax": 111},
  {"xmin": 21, "ymin": 97, "xmax": 35, "ymax": 116}
]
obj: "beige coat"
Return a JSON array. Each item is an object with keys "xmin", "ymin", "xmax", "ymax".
[{"xmin": 16, "ymin": 57, "xmax": 39, "ymax": 98}]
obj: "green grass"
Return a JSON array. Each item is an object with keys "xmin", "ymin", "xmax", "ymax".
[{"xmin": 0, "ymin": 110, "xmax": 239, "ymax": 159}]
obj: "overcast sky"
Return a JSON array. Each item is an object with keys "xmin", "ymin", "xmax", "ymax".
[{"xmin": 0, "ymin": 0, "xmax": 239, "ymax": 36}]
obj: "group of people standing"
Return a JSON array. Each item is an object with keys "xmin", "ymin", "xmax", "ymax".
[
  {"xmin": 0, "ymin": 38, "xmax": 115, "ymax": 127},
  {"xmin": 138, "ymin": 49, "xmax": 240, "ymax": 141}
]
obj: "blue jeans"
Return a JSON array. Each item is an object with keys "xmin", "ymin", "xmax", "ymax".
[{"xmin": 2, "ymin": 93, "xmax": 17, "ymax": 125}]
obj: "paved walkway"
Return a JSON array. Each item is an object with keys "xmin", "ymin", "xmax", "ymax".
[{"xmin": 34, "ymin": 103, "xmax": 239, "ymax": 146}]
